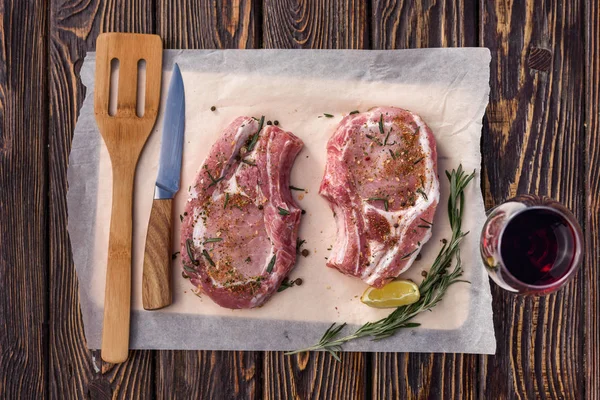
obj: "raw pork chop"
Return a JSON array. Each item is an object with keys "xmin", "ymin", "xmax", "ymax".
[
  {"xmin": 320, "ymin": 107, "xmax": 439, "ymax": 288},
  {"xmin": 181, "ymin": 117, "xmax": 304, "ymax": 309}
]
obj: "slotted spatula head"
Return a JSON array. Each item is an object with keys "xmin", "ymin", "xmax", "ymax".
[
  {"xmin": 94, "ymin": 32, "xmax": 163, "ymax": 364},
  {"xmin": 95, "ymin": 33, "xmax": 163, "ymax": 155}
]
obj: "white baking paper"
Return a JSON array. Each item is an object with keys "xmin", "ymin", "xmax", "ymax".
[{"xmin": 68, "ymin": 49, "xmax": 496, "ymax": 353}]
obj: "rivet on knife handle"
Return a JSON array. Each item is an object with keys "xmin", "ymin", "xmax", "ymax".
[{"xmin": 142, "ymin": 198, "xmax": 173, "ymax": 310}]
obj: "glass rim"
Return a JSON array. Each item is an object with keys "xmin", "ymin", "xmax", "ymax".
[{"xmin": 496, "ymin": 205, "xmax": 583, "ymax": 291}]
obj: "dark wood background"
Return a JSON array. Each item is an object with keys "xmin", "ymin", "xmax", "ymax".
[{"xmin": 0, "ymin": 0, "xmax": 597, "ymax": 398}]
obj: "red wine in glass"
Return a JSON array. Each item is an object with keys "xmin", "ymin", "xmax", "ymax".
[{"xmin": 481, "ymin": 196, "xmax": 583, "ymax": 294}]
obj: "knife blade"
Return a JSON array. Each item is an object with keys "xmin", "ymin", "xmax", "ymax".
[{"xmin": 142, "ymin": 63, "xmax": 185, "ymax": 310}]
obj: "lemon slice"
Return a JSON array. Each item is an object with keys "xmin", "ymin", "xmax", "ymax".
[{"xmin": 360, "ymin": 280, "xmax": 420, "ymax": 308}]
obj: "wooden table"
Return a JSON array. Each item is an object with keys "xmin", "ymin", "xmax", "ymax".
[{"xmin": 0, "ymin": 0, "xmax": 597, "ymax": 398}]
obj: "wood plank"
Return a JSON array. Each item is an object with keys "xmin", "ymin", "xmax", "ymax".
[
  {"xmin": 153, "ymin": 1, "xmax": 261, "ymax": 399},
  {"xmin": 48, "ymin": 0, "xmax": 155, "ymax": 398},
  {"xmin": 369, "ymin": 0, "xmax": 479, "ymax": 397},
  {"xmin": 371, "ymin": 0, "xmax": 477, "ymax": 49},
  {"xmin": 0, "ymin": 0, "xmax": 48, "ymax": 398},
  {"xmin": 584, "ymin": 0, "xmax": 599, "ymax": 397},
  {"xmin": 155, "ymin": 351, "xmax": 259, "ymax": 399},
  {"xmin": 157, "ymin": 0, "xmax": 259, "ymax": 48},
  {"xmin": 480, "ymin": 0, "xmax": 585, "ymax": 398},
  {"xmin": 261, "ymin": 1, "xmax": 368, "ymax": 398},
  {"xmin": 263, "ymin": 0, "xmax": 368, "ymax": 49}
]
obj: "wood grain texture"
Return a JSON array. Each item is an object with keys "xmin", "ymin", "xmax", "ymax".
[
  {"xmin": 584, "ymin": 0, "xmax": 599, "ymax": 398},
  {"xmin": 480, "ymin": 0, "xmax": 585, "ymax": 398},
  {"xmin": 157, "ymin": 0, "xmax": 260, "ymax": 49},
  {"xmin": 156, "ymin": 351, "xmax": 259, "ymax": 399},
  {"xmin": 153, "ymin": 1, "xmax": 262, "ymax": 399},
  {"xmin": 264, "ymin": 352, "xmax": 366, "ymax": 400},
  {"xmin": 49, "ymin": 0, "xmax": 156, "ymax": 397},
  {"xmin": 369, "ymin": 1, "xmax": 479, "ymax": 398},
  {"xmin": 0, "ymin": 0, "xmax": 48, "ymax": 398},
  {"xmin": 262, "ymin": 2, "xmax": 368, "ymax": 398},
  {"xmin": 143, "ymin": 198, "xmax": 174, "ymax": 310},
  {"xmin": 263, "ymin": 0, "xmax": 368, "ymax": 49},
  {"xmin": 371, "ymin": 0, "xmax": 477, "ymax": 49}
]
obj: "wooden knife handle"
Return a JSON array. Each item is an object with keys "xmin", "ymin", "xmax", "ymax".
[{"xmin": 142, "ymin": 198, "xmax": 173, "ymax": 310}]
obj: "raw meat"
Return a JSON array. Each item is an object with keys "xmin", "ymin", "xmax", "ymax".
[
  {"xmin": 180, "ymin": 117, "xmax": 304, "ymax": 309},
  {"xmin": 319, "ymin": 107, "xmax": 439, "ymax": 288}
]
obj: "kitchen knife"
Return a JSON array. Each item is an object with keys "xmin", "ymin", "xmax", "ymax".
[{"xmin": 142, "ymin": 63, "xmax": 185, "ymax": 310}]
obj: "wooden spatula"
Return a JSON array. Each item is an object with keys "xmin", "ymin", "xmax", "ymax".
[{"xmin": 94, "ymin": 32, "xmax": 162, "ymax": 363}]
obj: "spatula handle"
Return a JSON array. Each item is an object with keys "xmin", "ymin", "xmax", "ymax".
[
  {"xmin": 101, "ymin": 168, "xmax": 135, "ymax": 364},
  {"xmin": 142, "ymin": 198, "xmax": 173, "ymax": 310}
]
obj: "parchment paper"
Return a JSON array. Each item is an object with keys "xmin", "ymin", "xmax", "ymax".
[{"xmin": 68, "ymin": 49, "xmax": 496, "ymax": 353}]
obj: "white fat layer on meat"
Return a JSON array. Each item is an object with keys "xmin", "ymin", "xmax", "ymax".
[
  {"xmin": 334, "ymin": 110, "xmax": 440, "ymax": 284},
  {"xmin": 192, "ymin": 207, "xmax": 205, "ymax": 247}
]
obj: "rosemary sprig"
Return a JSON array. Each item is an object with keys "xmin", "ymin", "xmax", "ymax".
[
  {"xmin": 266, "ymin": 254, "xmax": 277, "ymax": 273},
  {"xmin": 285, "ymin": 165, "xmax": 475, "ymax": 360},
  {"xmin": 202, "ymin": 250, "xmax": 215, "ymax": 267},
  {"xmin": 368, "ymin": 196, "xmax": 389, "ymax": 212},
  {"xmin": 186, "ymin": 239, "xmax": 199, "ymax": 266},
  {"xmin": 278, "ymin": 207, "xmax": 290, "ymax": 216},
  {"xmin": 365, "ymin": 134, "xmax": 383, "ymax": 145},
  {"xmin": 247, "ymin": 115, "xmax": 265, "ymax": 152},
  {"xmin": 206, "ymin": 169, "xmax": 224, "ymax": 187},
  {"xmin": 378, "ymin": 114, "xmax": 384, "ymax": 134},
  {"xmin": 204, "ymin": 237, "xmax": 223, "ymax": 244},
  {"xmin": 420, "ymin": 217, "xmax": 433, "ymax": 226},
  {"xmin": 223, "ymin": 192, "xmax": 230, "ymax": 209},
  {"xmin": 384, "ymin": 128, "xmax": 392, "ymax": 146}
]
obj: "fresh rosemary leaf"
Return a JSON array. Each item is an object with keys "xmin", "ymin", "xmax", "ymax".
[
  {"xmin": 389, "ymin": 149, "xmax": 396, "ymax": 160},
  {"xmin": 413, "ymin": 157, "xmax": 424, "ymax": 165},
  {"xmin": 285, "ymin": 165, "xmax": 475, "ymax": 360},
  {"xmin": 349, "ymin": 110, "xmax": 359, "ymax": 115},
  {"xmin": 183, "ymin": 265, "xmax": 196, "ymax": 275},
  {"xmin": 186, "ymin": 239, "xmax": 199, "ymax": 265},
  {"xmin": 204, "ymin": 237, "xmax": 223, "ymax": 244},
  {"xmin": 378, "ymin": 114, "xmax": 384, "ymax": 134},
  {"xmin": 420, "ymin": 217, "xmax": 433, "ymax": 226},
  {"xmin": 416, "ymin": 188, "xmax": 428, "ymax": 201},
  {"xmin": 324, "ymin": 113, "xmax": 334, "ymax": 118},
  {"xmin": 384, "ymin": 127, "xmax": 392, "ymax": 146},
  {"xmin": 368, "ymin": 197, "xmax": 389, "ymax": 212},
  {"xmin": 266, "ymin": 254, "xmax": 276, "ymax": 273},
  {"xmin": 365, "ymin": 134, "xmax": 383, "ymax": 145},
  {"xmin": 202, "ymin": 250, "xmax": 215, "ymax": 267},
  {"xmin": 223, "ymin": 192, "xmax": 230, "ymax": 209},
  {"xmin": 247, "ymin": 115, "xmax": 265, "ymax": 152},
  {"xmin": 417, "ymin": 225, "xmax": 431, "ymax": 229},
  {"xmin": 278, "ymin": 207, "xmax": 290, "ymax": 216},
  {"xmin": 289, "ymin": 185, "xmax": 305, "ymax": 191},
  {"xmin": 400, "ymin": 248, "xmax": 418, "ymax": 260}
]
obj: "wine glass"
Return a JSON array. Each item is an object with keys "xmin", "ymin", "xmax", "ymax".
[{"xmin": 480, "ymin": 195, "xmax": 583, "ymax": 295}]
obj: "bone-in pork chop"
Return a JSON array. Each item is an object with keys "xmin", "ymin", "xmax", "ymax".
[
  {"xmin": 181, "ymin": 117, "xmax": 304, "ymax": 309},
  {"xmin": 319, "ymin": 107, "xmax": 439, "ymax": 288}
]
